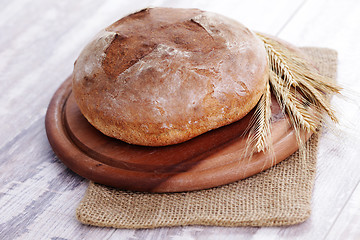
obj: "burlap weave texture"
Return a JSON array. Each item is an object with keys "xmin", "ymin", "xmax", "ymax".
[{"xmin": 76, "ymin": 47, "xmax": 337, "ymax": 228}]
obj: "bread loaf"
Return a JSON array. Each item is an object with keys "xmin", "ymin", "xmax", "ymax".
[{"xmin": 72, "ymin": 7, "xmax": 268, "ymax": 146}]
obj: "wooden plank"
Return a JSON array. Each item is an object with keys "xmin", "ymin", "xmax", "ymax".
[
  {"xmin": 325, "ymin": 180, "xmax": 360, "ymax": 240},
  {"xmin": 152, "ymin": 0, "xmax": 305, "ymax": 35},
  {"xmin": 7, "ymin": 0, "xmax": 360, "ymax": 239},
  {"xmin": 0, "ymin": 119, "xmax": 116, "ymax": 239}
]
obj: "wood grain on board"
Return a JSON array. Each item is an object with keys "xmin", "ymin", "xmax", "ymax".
[{"xmin": 46, "ymin": 76, "xmax": 308, "ymax": 192}]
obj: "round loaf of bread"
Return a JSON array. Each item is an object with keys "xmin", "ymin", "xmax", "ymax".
[{"xmin": 72, "ymin": 7, "xmax": 269, "ymax": 146}]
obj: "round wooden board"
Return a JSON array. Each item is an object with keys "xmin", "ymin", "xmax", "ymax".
[{"xmin": 45, "ymin": 76, "xmax": 311, "ymax": 193}]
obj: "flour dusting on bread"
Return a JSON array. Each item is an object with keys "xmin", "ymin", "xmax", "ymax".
[{"xmin": 72, "ymin": 7, "xmax": 268, "ymax": 146}]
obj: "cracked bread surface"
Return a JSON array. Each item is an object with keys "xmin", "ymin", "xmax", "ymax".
[{"xmin": 72, "ymin": 7, "xmax": 268, "ymax": 146}]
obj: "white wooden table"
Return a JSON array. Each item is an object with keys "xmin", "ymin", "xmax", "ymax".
[{"xmin": 1, "ymin": 0, "xmax": 360, "ymax": 239}]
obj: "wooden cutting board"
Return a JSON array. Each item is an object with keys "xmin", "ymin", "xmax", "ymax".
[{"xmin": 45, "ymin": 76, "xmax": 310, "ymax": 193}]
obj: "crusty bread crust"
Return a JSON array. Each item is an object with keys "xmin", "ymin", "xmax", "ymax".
[{"xmin": 72, "ymin": 7, "xmax": 268, "ymax": 146}]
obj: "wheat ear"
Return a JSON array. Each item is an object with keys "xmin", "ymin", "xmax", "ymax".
[
  {"xmin": 248, "ymin": 33, "xmax": 341, "ymax": 153},
  {"xmin": 269, "ymin": 70, "xmax": 320, "ymax": 133},
  {"xmin": 248, "ymin": 80, "xmax": 272, "ymax": 153},
  {"xmin": 256, "ymin": 33, "xmax": 341, "ymax": 122}
]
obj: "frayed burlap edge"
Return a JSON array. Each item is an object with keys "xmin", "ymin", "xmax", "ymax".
[{"xmin": 76, "ymin": 47, "xmax": 337, "ymax": 229}]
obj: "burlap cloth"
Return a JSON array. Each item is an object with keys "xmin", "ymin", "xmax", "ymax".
[{"xmin": 76, "ymin": 47, "xmax": 337, "ymax": 228}]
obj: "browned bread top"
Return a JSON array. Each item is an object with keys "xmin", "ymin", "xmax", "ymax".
[{"xmin": 72, "ymin": 7, "xmax": 268, "ymax": 146}]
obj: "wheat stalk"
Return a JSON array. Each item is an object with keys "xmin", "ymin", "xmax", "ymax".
[
  {"xmin": 269, "ymin": 70, "xmax": 320, "ymax": 133},
  {"xmin": 257, "ymin": 33, "xmax": 341, "ymax": 93},
  {"xmin": 249, "ymin": 33, "xmax": 341, "ymax": 153},
  {"xmin": 248, "ymin": 80, "xmax": 272, "ymax": 153}
]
